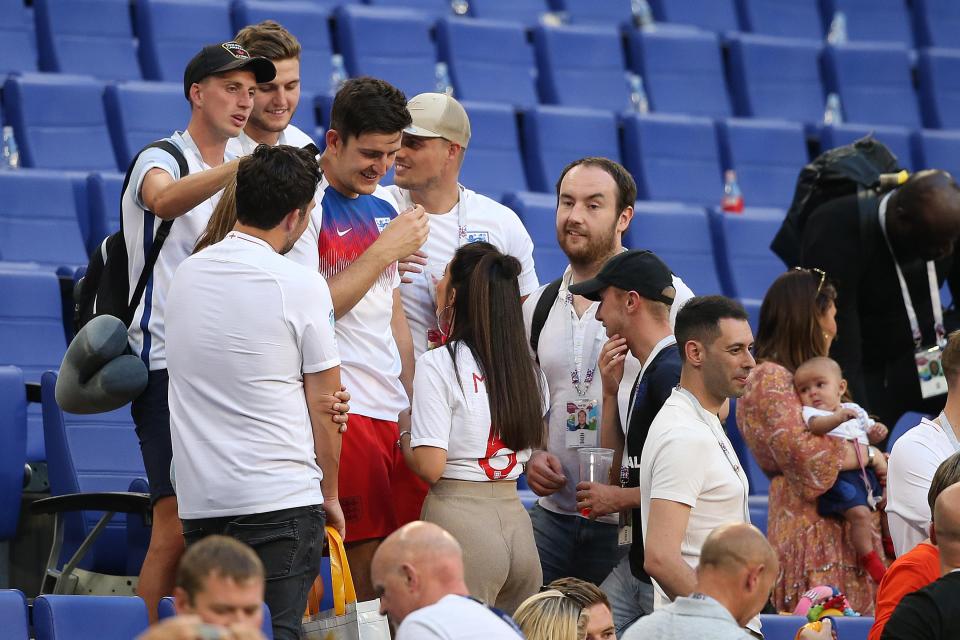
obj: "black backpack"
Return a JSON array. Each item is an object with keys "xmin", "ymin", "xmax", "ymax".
[
  {"xmin": 771, "ymin": 135, "xmax": 902, "ymax": 268},
  {"xmin": 74, "ymin": 141, "xmax": 189, "ymax": 332}
]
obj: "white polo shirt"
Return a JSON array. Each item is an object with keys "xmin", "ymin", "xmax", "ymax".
[
  {"xmin": 411, "ymin": 341, "xmax": 548, "ymax": 482},
  {"xmin": 887, "ymin": 416, "xmax": 960, "ymax": 556},
  {"xmin": 226, "ymin": 124, "xmax": 314, "ymax": 157},
  {"xmin": 166, "ymin": 231, "xmax": 340, "ymax": 520},
  {"xmin": 388, "ymin": 185, "xmax": 539, "ymax": 358},
  {"xmin": 521, "ymin": 266, "xmax": 693, "ymax": 519},
  {"xmin": 396, "ymin": 595, "xmax": 522, "ymax": 640},
  {"xmin": 639, "ymin": 387, "xmax": 750, "ymax": 606},
  {"xmin": 124, "ymin": 130, "xmax": 229, "ymax": 371}
]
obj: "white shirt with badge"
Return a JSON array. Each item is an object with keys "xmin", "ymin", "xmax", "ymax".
[
  {"xmin": 166, "ymin": 231, "xmax": 340, "ymax": 520},
  {"xmin": 411, "ymin": 341, "xmax": 548, "ymax": 482},
  {"xmin": 388, "ymin": 185, "xmax": 539, "ymax": 358}
]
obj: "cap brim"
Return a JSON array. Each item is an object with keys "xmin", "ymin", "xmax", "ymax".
[
  {"xmin": 403, "ymin": 124, "xmax": 444, "ymax": 139},
  {"xmin": 213, "ymin": 57, "xmax": 276, "ymax": 84},
  {"xmin": 567, "ymin": 277, "xmax": 606, "ymax": 301}
]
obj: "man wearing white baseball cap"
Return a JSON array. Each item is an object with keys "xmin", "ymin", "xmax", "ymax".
[{"xmin": 386, "ymin": 92, "xmax": 539, "ymax": 357}]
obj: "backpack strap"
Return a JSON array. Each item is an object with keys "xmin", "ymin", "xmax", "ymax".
[
  {"xmin": 122, "ymin": 140, "xmax": 190, "ymax": 326},
  {"xmin": 529, "ymin": 277, "xmax": 563, "ymax": 360}
]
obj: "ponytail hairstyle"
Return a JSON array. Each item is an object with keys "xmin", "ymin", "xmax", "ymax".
[
  {"xmin": 193, "ymin": 176, "xmax": 238, "ymax": 254},
  {"xmin": 444, "ymin": 242, "xmax": 544, "ymax": 452}
]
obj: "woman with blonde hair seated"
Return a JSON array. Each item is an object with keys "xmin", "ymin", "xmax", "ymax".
[{"xmin": 514, "ymin": 590, "xmax": 589, "ymax": 640}]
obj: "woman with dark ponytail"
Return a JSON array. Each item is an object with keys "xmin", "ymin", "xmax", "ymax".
[{"xmin": 400, "ymin": 241, "xmax": 547, "ymax": 614}]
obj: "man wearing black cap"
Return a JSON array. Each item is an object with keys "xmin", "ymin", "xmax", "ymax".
[
  {"xmin": 567, "ymin": 250, "xmax": 683, "ymax": 630},
  {"xmin": 121, "ymin": 40, "xmax": 274, "ymax": 621}
]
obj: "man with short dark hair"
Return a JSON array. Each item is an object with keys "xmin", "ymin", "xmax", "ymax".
[
  {"xmin": 637, "ymin": 296, "xmax": 756, "ymax": 631},
  {"xmin": 166, "ymin": 145, "xmax": 341, "ymax": 640}
]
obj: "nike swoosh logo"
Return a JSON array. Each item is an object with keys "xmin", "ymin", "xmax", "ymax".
[{"xmin": 336, "ymin": 227, "xmax": 352, "ymax": 237}]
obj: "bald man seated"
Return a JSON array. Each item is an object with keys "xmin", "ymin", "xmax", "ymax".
[
  {"xmin": 370, "ymin": 521, "xmax": 523, "ymax": 639},
  {"xmin": 622, "ymin": 523, "xmax": 777, "ymax": 640},
  {"xmin": 882, "ymin": 483, "xmax": 960, "ymax": 640}
]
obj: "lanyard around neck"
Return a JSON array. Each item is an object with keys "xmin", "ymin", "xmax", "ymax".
[{"xmin": 562, "ymin": 272, "xmax": 602, "ymax": 397}]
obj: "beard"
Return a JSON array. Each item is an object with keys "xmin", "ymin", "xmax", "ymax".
[{"xmin": 558, "ymin": 222, "xmax": 618, "ymax": 268}]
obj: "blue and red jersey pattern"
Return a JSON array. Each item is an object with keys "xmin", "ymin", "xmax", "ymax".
[{"xmin": 317, "ymin": 186, "xmax": 398, "ymax": 287}]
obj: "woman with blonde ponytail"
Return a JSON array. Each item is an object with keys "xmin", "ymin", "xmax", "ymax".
[{"xmin": 400, "ymin": 241, "xmax": 547, "ymax": 614}]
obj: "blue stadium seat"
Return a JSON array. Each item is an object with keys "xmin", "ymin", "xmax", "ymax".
[
  {"xmin": 820, "ymin": 125, "xmax": 913, "ymax": 171},
  {"xmin": 710, "ymin": 207, "xmax": 785, "ymax": 305},
  {"xmin": 521, "ymin": 106, "xmax": 620, "ymax": 193},
  {"xmin": 0, "ymin": 590, "xmax": 28, "ymax": 640},
  {"xmin": 41, "ymin": 371, "xmax": 150, "ymax": 577},
  {"xmin": 0, "ymin": 170, "xmax": 89, "ymax": 269},
  {"xmin": 34, "ymin": 595, "xmax": 149, "ymax": 640},
  {"xmin": 135, "ymin": 0, "xmax": 234, "ymax": 83},
  {"xmin": 625, "ymin": 201, "xmax": 724, "ymax": 295},
  {"xmin": 888, "ymin": 411, "xmax": 931, "ymax": 452},
  {"xmin": 917, "ymin": 48, "xmax": 960, "ymax": 130},
  {"xmin": 2, "ymin": 74, "xmax": 117, "ymax": 172},
  {"xmin": 832, "ymin": 616, "xmax": 873, "ymax": 640},
  {"xmin": 726, "ymin": 399, "xmax": 771, "ymax": 495},
  {"xmin": 914, "ymin": 130, "xmax": 960, "ymax": 181},
  {"xmin": 437, "ymin": 18, "xmax": 539, "ymax": 109},
  {"xmin": 622, "ymin": 113, "xmax": 722, "ymax": 208},
  {"xmin": 289, "ymin": 90, "xmax": 320, "ymax": 145},
  {"xmin": 0, "ymin": 0, "xmax": 38, "ymax": 75},
  {"xmin": 533, "ymin": 24, "xmax": 630, "ymax": 111},
  {"xmin": 0, "ymin": 367, "xmax": 26, "ymax": 543},
  {"xmin": 35, "ymin": 0, "xmax": 142, "ymax": 81},
  {"xmin": 628, "ymin": 27, "xmax": 731, "ymax": 119},
  {"xmin": 913, "ymin": 0, "xmax": 960, "ymax": 48},
  {"xmin": 468, "ymin": 0, "xmax": 548, "ymax": 25},
  {"xmin": 86, "ymin": 172, "xmax": 124, "ymax": 253},
  {"xmin": 365, "ymin": 0, "xmax": 452, "ymax": 19},
  {"xmin": 759, "ymin": 615, "xmax": 807, "ymax": 640},
  {"xmin": 501, "ymin": 192, "xmax": 566, "ymax": 282},
  {"xmin": 232, "ymin": 1, "xmax": 334, "ymax": 97},
  {"xmin": 735, "ymin": 0, "xmax": 823, "ymax": 40},
  {"xmin": 822, "ymin": 0, "xmax": 913, "ymax": 47},
  {"xmin": 552, "ymin": 0, "xmax": 632, "ymax": 26},
  {"xmin": 159, "ymin": 597, "xmax": 274, "ymax": 638},
  {"xmin": 749, "ymin": 499, "xmax": 767, "ymax": 535},
  {"xmin": 649, "ymin": 0, "xmax": 740, "ymax": 33},
  {"xmin": 334, "ymin": 5, "xmax": 435, "ymax": 97},
  {"xmin": 0, "ymin": 267, "xmax": 67, "ymax": 462},
  {"xmin": 727, "ymin": 34, "xmax": 824, "ymax": 124},
  {"xmin": 823, "ymin": 43, "xmax": 921, "ymax": 129},
  {"xmin": 458, "ymin": 101, "xmax": 528, "ymax": 200},
  {"xmin": 104, "ymin": 81, "xmax": 188, "ymax": 170},
  {"xmin": 718, "ymin": 118, "xmax": 806, "ymax": 209}
]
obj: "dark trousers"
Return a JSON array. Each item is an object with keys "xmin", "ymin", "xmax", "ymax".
[{"xmin": 182, "ymin": 505, "xmax": 324, "ymax": 640}]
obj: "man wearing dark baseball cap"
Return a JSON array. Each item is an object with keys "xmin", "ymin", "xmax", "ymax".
[
  {"xmin": 568, "ymin": 249, "xmax": 677, "ymax": 305},
  {"xmin": 120, "ymin": 40, "xmax": 274, "ymax": 622}
]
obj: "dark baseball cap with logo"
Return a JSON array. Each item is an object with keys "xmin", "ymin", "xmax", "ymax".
[
  {"xmin": 183, "ymin": 41, "xmax": 276, "ymax": 99},
  {"xmin": 568, "ymin": 250, "xmax": 676, "ymax": 304}
]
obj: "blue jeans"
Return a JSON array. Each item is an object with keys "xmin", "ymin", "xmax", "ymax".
[
  {"xmin": 528, "ymin": 503, "xmax": 623, "ymax": 585},
  {"xmin": 601, "ymin": 554, "xmax": 654, "ymax": 635},
  {"xmin": 182, "ymin": 505, "xmax": 325, "ymax": 640}
]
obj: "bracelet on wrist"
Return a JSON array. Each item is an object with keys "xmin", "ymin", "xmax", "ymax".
[{"xmin": 396, "ymin": 430, "xmax": 412, "ymax": 449}]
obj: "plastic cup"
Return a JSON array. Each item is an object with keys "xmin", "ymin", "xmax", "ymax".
[{"xmin": 578, "ymin": 447, "xmax": 614, "ymax": 516}]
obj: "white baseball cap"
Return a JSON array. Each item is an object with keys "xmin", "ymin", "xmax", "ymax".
[{"xmin": 404, "ymin": 92, "xmax": 471, "ymax": 148}]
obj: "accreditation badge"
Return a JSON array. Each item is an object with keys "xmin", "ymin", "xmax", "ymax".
[
  {"xmin": 916, "ymin": 345, "xmax": 948, "ymax": 399},
  {"xmin": 565, "ymin": 398, "xmax": 599, "ymax": 448}
]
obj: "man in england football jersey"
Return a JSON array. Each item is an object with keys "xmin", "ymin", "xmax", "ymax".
[{"xmin": 388, "ymin": 93, "xmax": 539, "ymax": 357}]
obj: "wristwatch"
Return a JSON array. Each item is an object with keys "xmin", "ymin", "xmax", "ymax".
[{"xmin": 396, "ymin": 430, "xmax": 412, "ymax": 449}]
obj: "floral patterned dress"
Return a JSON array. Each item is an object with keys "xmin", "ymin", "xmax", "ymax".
[{"xmin": 736, "ymin": 361, "xmax": 881, "ymax": 614}]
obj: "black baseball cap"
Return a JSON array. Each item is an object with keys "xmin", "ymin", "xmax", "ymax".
[
  {"xmin": 568, "ymin": 250, "xmax": 676, "ymax": 304},
  {"xmin": 183, "ymin": 41, "xmax": 276, "ymax": 99}
]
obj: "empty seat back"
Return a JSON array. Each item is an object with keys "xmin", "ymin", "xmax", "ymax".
[
  {"xmin": 232, "ymin": 1, "xmax": 333, "ymax": 96},
  {"xmin": 87, "ymin": 172, "xmax": 124, "ymax": 252},
  {"xmin": 823, "ymin": 43, "xmax": 920, "ymax": 129},
  {"xmin": 917, "ymin": 48, "xmax": 960, "ymax": 130},
  {"xmin": 650, "ymin": 0, "xmax": 740, "ymax": 33},
  {"xmin": 736, "ymin": 0, "xmax": 823, "ymax": 40},
  {"xmin": 3, "ymin": 74, "xmax": 116, "ymax": 171},
  {"xmin": 622, "ymin": 113, "xmax": 722, "ymax": 207},
  {"xmin": 365, "ymin": 0, "xmax": 452, "ymax": 19},
  {"xmin": 459, "ymin": 101, "xmax": 527, "ymax": 199},
  {"xmin": 533, "ymin": 24, "xmax": 630, "ymax": 111},
  {"xmin": 438, "ymin": 17, "xmax": 538, "ymax": 109},
  {"xmin": 468, "ymin": 0, "xmax": 548, "ymax": 25},
  {"xmin": 521, "ymin": 106, "xmax": 620, "ymax": 193},
  {"xmin": 727, "ymin": 34, "xmax": 824, "ymax": 124},
  {"xmin": 626, "ymin": 201, "xmax": 723, "ymax": 295},
  {"xmin": 104, "ymin": 82, "xmax": 188, "ymax": 170},
  {"xmin": 719, "ymin": 118, "xmax": 807, "ymax": 209},
  {"xmin": 913, "ymin": 130, "xmax": 960, "ymax": 182},
  {"xmin": 0, "ymin": 590, "xmax": 28, "ymax": 639},
  {"xmin": 822, "ymin": 0, "xmax": 913, "ymax": 47},
  {"xmin": 820, "ymin": 124, "xmax": 913, "ymax": 171},
  {"xmin": 35, "ymin": 0, "xmax": 142, "ymax": 81},
  {"xmin": 502, "ymin": 192, "xmax": 565, "ymax": 281},
  {"xmin": 135, "ymin": 0, "xmax": 234, "ymax": 82},
  {"xmin": 34, "ymin": 595, "xmax": 149, "ymax": 640},
  {"xmin": 0, "ymin": 0, "xmax": 38, "ymax": 75},
  {"xmin": 334, "ymin": 5, "xmax": 436, "ymax": 97},
  {"xmin": 0, "ymin": 368, "xmax": 26, "ymax": 541},
  {"xmin": 554, "ymin": 0, "xmax": 632, "ymax": 26},
  {"xmin": 711, "ymin": 207, "xmax": 785, "ymax": 301},
  {"xmin": 629, "ymin": 28, "xmax": 730, "ymax": 119},
  {"xmin": 914, "ymin": 0, "xmax": 960, "ymax": 48}
]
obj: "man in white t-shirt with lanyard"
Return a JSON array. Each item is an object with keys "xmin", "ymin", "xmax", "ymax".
[
  {"xmin": 371, "ymin": 521, "xmax": 523, "ymax": 639},
  {"xmin": 122, "ymin": 40, "xmax": 274, "ymax": 622},
  {"xmin": 638, "ymin": 296, "xmax": 758, "ymax": 635},
  {"xmin": 888, "ymin": 330, "xmax": 960, "ymax": 555},
  {"xmin": 388, "ymin": 92, "xmax": 539, "ymax": 357}
]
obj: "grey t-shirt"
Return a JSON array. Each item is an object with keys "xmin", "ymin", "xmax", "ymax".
[{"xmin": 622, "ymin": 595, "xmax": 753, "ymax": 640}]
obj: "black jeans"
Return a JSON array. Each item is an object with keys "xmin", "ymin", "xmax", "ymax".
[{"xmin": 182, "ymin": 505, "xmax": 324, "ymax": 640}]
